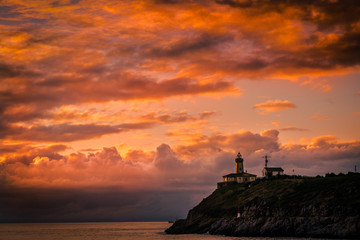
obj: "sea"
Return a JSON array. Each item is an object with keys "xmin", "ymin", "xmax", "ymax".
[{"xmin": 0, "ymin": 222, "xmax": 314, "ymax": 240}]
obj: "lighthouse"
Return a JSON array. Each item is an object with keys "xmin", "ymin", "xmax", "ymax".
[
  {"xmin": 218, "ymin": 152, "xmax": 257, "ymax": 188},
  {"xmin": 235, "ymin": 152, "xmax": 244, "ymax": 173}
]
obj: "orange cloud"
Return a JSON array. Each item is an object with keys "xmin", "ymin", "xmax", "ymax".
[
  {"xmin": 139, "ymin": 110, "xmax": 216, "ymax": 124},
  {"xmin": 2, "ymin": 130, "xmax": 359, "ymax": 191},
  {"xmin": 52, "ymin": 108, "xmax": 93, "ymax": 122},
  {"xmin": 174, "ymin": 129, "xmax": 281, "ymax": 160},
  {"xmin": 1, "ymin": 0, "xmax": 359, "ymax": 148},
  {"xmin": 1, "ymin": 122, "xmax": 157, "ymax": 143},
  {"xmin": 280, "ymin": 126, "xmax": 308, "ymax": 132},
  {"xmin": 1, "ymin": 129, "xmax": 359, "ymax": 222},
  {"xmin": 308, "ymin": 135, "xmax": 339, "ymax": 149},
  {"xmin": 1, "ymin": 108, "xmax": 218, "ymax": 144},
  {"xmin": 253, "ymin": 100, "xmax": 296, "ymax": 113},
  {"xmin": 301, "ymin": 78, "xmax": 332, "ymax": 92}
]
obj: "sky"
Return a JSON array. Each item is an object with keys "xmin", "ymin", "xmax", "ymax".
[{"xmin": 1, "ymin": 0, "xmax": 360, "ymax": 222}]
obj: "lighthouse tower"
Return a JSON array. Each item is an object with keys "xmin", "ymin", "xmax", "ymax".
[
  {"xmin": 235, "ymin": 152, "xmax": 244, "ymax": 173},
  {"xmin": 218, "ymin": 152, "xmax": 257, "ymax": 188}
]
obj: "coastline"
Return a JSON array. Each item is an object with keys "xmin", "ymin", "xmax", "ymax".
[{"xmin": 166, "ymin": 174, "xmax": 360, "ymax": 239}]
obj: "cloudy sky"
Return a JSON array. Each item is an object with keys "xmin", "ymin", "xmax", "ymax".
[{"xmin": 1, "ymin": 0, "xmax": 360, "ymax": 222}]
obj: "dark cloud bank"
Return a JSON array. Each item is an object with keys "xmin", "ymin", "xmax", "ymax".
[{"xmin": 0, "ymin": 186, "xmax": 206, "ymax": 222}]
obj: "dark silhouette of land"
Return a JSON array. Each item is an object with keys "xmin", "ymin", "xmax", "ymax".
[{"xmin": 166, "ymin": 173, "xmax": 360, "ymax": 239}]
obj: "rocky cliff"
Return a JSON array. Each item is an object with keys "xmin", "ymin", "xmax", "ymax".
[{"xmin": 166, "ymin": 173, "xmax": 360, "ymax": 238}]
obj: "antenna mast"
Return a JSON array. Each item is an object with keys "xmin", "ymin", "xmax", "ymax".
[{"xmin": 262, "ymin": 154, "xmax": 271, "ymax": 167}]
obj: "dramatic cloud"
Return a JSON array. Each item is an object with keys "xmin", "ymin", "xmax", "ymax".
[
  {"xmin": 145, "ymin": 33, "xmax": 233, "ymax": 58},
  {"xmin": 0, "ymin": 0, "xmax": 359, "ymax": 146},
  {"xmin": 2, "ymin": 130, "xmax": 358, "ymax": 190},
  {"xmin": 253, "ymin": 100, "xmax": 296, "ymax": 113},
  {"xmin": 175, "ymin": 129, "xmax": 281, "ymax": 158},
  {"xmin": 0, "ymin": 129, "xmax": 278, "ymax": 191},
  {"xmin": 0, "ymin": 108, "xmax": 218, "ymax": 143},
  {"xmin": 0, "ymin": 144, "xmax": 68, "ymax": 165},
  {"xmin": 275, "ymin": 135, "xmax": 360, "ymax": 176},
  {"xmin": 1, "ymin": 74, "xmax": 237, "ymax": 119}
]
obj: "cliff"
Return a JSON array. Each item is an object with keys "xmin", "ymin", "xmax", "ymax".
[{"xmin": 166, "ymin": 173, "xmax": 360, "ymax": 238}]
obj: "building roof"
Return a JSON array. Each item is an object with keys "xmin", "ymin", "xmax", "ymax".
[
  {"xmin": 223, "ymin": 172, "xmax": 257, "ymax": 178},
  {"xmin": 264, "ymin": 167, "xmax": 284, "ymax": 171}
]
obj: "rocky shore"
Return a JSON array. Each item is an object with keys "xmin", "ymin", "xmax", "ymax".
[
  {"xmin": 166, "ymin": 173, "xmax": 360, "ymax": 238},
  {"xmin": 208, "ymin": 215, "xmax": 359, "ymax": 238}
]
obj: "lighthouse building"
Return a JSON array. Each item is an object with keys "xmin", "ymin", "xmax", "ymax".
[{"xmin": 217, "ymin": 152, "xmax": 256, "ymax": 188}]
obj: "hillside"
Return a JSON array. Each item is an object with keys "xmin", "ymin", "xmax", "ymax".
[{"xmin": 166, "ymin": 173, "xmax": 360, "ymax": 238}]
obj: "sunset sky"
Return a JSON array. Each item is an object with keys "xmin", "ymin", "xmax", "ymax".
[{"xmin": 1, "ymin": 0, "xmax": 360, "ymax": 222}]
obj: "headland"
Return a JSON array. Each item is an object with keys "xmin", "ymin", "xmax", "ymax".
[{"xmin": 166, "ymin": 173, "xmax": 360, "ymax": 238}]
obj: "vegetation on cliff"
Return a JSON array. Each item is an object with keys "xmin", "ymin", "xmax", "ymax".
[{"xmin": 166, "ymin": 173, "xmax": 360, "ymax": 238}]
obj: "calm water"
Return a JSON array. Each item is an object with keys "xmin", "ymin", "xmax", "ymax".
[{"xmin": 0, "ymin": 222, "xmax": 311, "ymax": 240}]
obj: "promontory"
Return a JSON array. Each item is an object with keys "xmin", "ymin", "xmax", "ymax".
[{"xmin": 166, "ymin": 173, "xmax": 360, "ymax": 239}]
